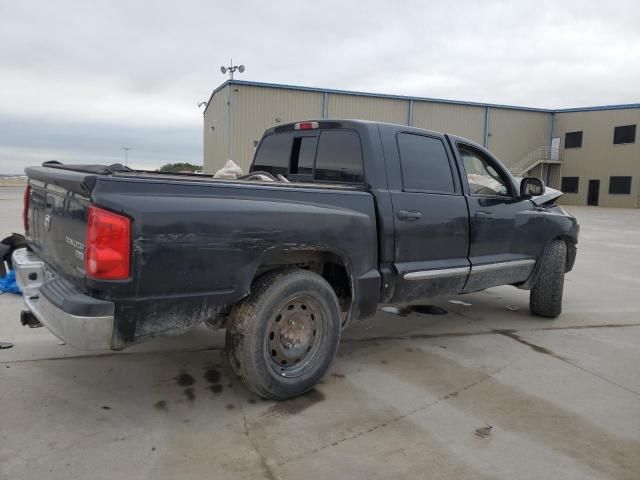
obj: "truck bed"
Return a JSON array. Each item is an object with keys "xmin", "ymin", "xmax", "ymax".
[{"xmin": 24, "ymin": 164, "xmax": 381, "ymax": 348}]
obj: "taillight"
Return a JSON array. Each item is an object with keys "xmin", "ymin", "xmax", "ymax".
[
  {"xmin": 23, "ymin": 185, "xmax": 30, "ymax": 234},
  {"xmin": 294, "ymin": 121, "xmax": 319, "ymax": 130},
  {"xmin": 85, "ymin": 206, "xmax": 131, "ymax": 280}
]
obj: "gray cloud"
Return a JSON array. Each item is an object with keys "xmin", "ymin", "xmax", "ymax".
[{"xmin": 1, "ymin": 0, "xmax": 638, "ymax": 173}]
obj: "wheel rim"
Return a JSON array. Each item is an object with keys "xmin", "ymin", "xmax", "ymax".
[{"xmin": 265, "ymin": 294, "xmax": 326, "ymax": 378}]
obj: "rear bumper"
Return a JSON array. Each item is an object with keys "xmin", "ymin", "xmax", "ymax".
[{"xmin": 12, "ymin": 248, "xmax": 116, "ymax": 350}]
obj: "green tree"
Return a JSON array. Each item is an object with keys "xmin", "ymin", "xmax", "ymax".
[{"xmin": 158, "ymin": 162, "xmax": 203, "ymax": 173}]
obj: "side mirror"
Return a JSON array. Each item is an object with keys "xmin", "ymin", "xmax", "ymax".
[{"xmin": 520, "ymin": 177, "xmax": 545, "ymax": 197}]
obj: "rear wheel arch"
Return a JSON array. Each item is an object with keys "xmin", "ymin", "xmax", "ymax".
[{"xmin": 251, "ymin": 248, "xmax": 356, "ymax": 326}]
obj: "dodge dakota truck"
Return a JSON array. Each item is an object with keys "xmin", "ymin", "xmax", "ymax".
[{"xmin": 13, "ymin": 119, "xmax": 578, "ymax": 399}]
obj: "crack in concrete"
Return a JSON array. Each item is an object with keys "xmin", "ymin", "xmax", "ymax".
[
  {"xmin": 275, "ymin": 358, "xmax": 519, "ymax": 467},
  {"xmin": 341, "ymin": 321, "xmax": 640, "ymax": 345},
  {"xmin": 230, "ymin": 384, "xmax": 279, "ymax": 480},
  {"xmin": 3, "ymin": 322, "xmax": 639, "ymax": 365},
  {"xmin": 496, "ymin": 330, "xmax": 640, "ymax": 397}
]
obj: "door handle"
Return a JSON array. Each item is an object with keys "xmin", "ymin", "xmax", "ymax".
[
  {"xmin": 397, "ymin": 210, "xmax": 422, "ymax": 221},
  {"xmin": 475, "ymin": 211, "xmax": 493, "ymax": 219}
]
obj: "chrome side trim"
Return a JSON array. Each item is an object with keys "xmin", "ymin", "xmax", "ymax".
[
  {"xmin": 471, "ymin": 259, "xmax": 535, "ymax": 274},
  {"xmin": 404, "ymin": 266, "xmax": 470, "ymax": 281}
]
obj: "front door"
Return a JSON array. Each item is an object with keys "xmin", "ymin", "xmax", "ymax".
[
  {"xmin": 454, "ymin": 142, "xmax": 541, "ymax": 293},
  {"xmin": 588, "ymin": 180, "xmax": 600, "ymax": 206},
  {"xmin": 389, "ymin": 132, "xmax": 470, "ymax": 303}
]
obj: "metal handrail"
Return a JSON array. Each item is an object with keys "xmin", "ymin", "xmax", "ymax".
[{"xmin": 508, "ymin": 146, "xmax": 561, "ymax": 176}]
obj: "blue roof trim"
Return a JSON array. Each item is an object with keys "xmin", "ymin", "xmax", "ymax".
[
  {"xmin": 204, "ymin": 79, "xmax": 640, "ymax": 115},
  {"xmin": 555, "ymin": 103, "xmax": 640, "ymax": 113}
]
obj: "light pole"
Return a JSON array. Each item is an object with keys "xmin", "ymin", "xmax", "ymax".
[
  {"xmin": 220, "ymin": 59, "xmax": 245, "ymax": 80},
  {"xmin": 121, "ymin": 147, "xmax": 131, "ymax": 166}
]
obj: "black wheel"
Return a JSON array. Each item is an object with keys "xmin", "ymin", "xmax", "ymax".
[
  {"xmin": 530, "ymin": 240, "xmax": 567, "ymax": 318},
  {"xmin": 225, "ymin": 268, "xmax": 341, "ymax": 400}
]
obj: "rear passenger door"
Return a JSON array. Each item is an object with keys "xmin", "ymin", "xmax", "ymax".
[{"xmin": 389, "ymin": 132, "xmax": 470, "ymax": 303}]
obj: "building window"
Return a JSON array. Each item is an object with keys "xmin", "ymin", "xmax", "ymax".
[
  {"xmin": 609, "ymin": 176, "xmax": 632, "ymax": 194},
  {"xmin": 564, "ymin": 131, "xmax": 583, "ymax": 149},
  {"xmin": 613, "ymin": 125, "xmax": 636, "ymax": 145},
  {"xmin": 561, "ymin": 177, "xmax": 579, "ymax": 193}
]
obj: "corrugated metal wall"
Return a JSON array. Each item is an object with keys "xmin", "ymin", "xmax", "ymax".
[
  {"xmin": 229, "ymin": 85, "xmax": 323, "ymax": 171},
  {"xmin": 203, "ymin": 82, "xmax": 638, "ymax": 208},
  {"xmin": 327, "ymin": 93, "xmax": 409, "ymax": 124},
  {"xmin": 220, "ymin": 85, "xmax": 323, "ymax": 172},
  {"xmin": 412, "ymin": 102, "xmax": 485, "ymax": 144},
  {"xmin": 487, "ymin": 109, "xmax": 552, "ymax": 167},
  {"xmin": 555, "ymin": 109, "xmax": 640, "ymax": 208},
  {"xmin": 203, "ymin": 87, "xmax": 228, "ymax": 174}
]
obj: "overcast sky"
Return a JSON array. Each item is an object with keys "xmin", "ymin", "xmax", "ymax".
[{"xmin": 1, "ymin": 0, "xmax": 638, "ymax": 173}]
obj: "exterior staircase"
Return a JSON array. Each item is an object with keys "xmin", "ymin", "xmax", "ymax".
[{"xmin": 508, "ymin": 146, "xmax": 562, "ymax": 177}]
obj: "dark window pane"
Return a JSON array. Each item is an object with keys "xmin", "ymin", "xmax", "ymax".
[
  {"xmin": 609, "ymin": 176, "xmax": 632, "ymax": 194},
  {"xmin": 289, "ymin": 136, "xmax": 317, "ymax": 176},
  {"xmin": 397, "ymin": 133, "xmax": 455, "ymax": 193},
  {"xmin": 315, "ymin": 130, "xmax": 364, "ymax": 183},
  {"xmin": 613, "ymin": 125, "xmax": 636, "ymax": 144},
  {"xmin": 561, "ymin": 176, "xmax": 579, "ymax": 193},
  {"xmin": 252, "ymin": 133, "xmax": 292, "ymax": 176},
  {"xmin": 564, "ymin": 131, "xmax": 583, "ymax": 149},
  {"xmin": 297, "ymin": 137, "xmax": 316, "ymax": 175}
]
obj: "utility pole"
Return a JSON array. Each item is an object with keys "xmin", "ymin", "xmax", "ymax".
[{"xmin": 121, "ymin": 147, "xmax": 131, "ymax": 166}]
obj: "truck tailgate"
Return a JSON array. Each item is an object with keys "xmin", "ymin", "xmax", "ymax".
[{"xmin": 26, "ymin": 170, "xmax": 93, "ymax": 287}]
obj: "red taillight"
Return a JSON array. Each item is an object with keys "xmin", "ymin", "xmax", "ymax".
[
  {"xmin": 23, "ymin": 185, "xmax": 31, "ymax": 234},
  {"xmin": 85, "ymin": 206, "xmax": 131, "ymax": 280},
  {"xmin": 294, "ymin": 121, "xmax": 319, "ymax": 130}
]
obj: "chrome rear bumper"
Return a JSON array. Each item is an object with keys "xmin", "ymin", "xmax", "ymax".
[{"xmin": 12, "ymin": 248, "xmax": 115, "ymax": 350}]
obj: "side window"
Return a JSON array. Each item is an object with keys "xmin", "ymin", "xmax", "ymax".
[
  {"xmin": 459, "ymin": 145, "xmax": 510, "ymax": 196},
  {"xmin": 397, "ymin": 133, "xmax": 455, "ymax": 193},
  {"xmin": 315, "ymin": 130, "xmax": 364, "ymax": 183},
  {"xmin": 252, "ymin": 133, "xmax": 292, "ymax": 176}
]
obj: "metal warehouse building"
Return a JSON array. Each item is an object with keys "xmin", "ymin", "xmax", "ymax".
[{"xmin": 203, "ymin": 80, "xmax": 640, "ymax": 208}]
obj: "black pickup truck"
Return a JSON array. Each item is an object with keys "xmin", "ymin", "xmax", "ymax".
[{"xmin": 13, "ymin": 120, "xmax": 578, "ymax": 399}]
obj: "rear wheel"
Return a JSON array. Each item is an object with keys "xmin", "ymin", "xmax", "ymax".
[
  {"xmin": 530, "ymin": 240, "xmax": 567, "ymax": 318},
  {"xmin": 225, "ymin": 268, "xmax": 341, "ymax": 400}
]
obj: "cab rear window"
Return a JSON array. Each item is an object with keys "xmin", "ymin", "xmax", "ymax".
[
  {"xmin": 251, "ymin": 134, "xmax": 291, "ymax": 176},
  {"xmin": 252, "ymin": 129, "xmax": 364, "ymax": 183}
]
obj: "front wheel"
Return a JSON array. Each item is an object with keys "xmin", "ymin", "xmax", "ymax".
[
  {"xmin": 530, "ymin": 240, "xmax": 567, "ymax": 318},
  {"xmin": 225, "ymin": 268, "xmax": 341, "ymax": 400}
]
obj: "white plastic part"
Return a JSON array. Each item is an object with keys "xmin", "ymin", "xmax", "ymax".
[{"xmin": 214, "ymin": 159, "xmax": 243, "ymax": 179}]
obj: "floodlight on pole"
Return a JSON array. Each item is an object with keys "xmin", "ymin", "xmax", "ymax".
[
  {"xmin": 220, "ymin": 58, "xmax": 245, "ymax": 80},
  {"xmin": 121, "ymin": 147, "xmax": 131, "ymax": 167}
]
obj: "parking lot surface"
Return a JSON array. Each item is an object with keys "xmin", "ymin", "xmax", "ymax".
[{"xmin": 1, "ymin": 185, "xmax": 639, "ymax": 480}]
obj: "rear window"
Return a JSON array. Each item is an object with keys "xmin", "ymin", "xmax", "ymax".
[
  {"xmin": 252, "ymin": 133, "xmax": 292, "ymax": 176},
  {"xmin": 315, "ymin": 130, "xmax": 364, "ymax": 183},
  {"xmin": 252, "ymin": 129, "xmax": 364, "ymax": 183}
]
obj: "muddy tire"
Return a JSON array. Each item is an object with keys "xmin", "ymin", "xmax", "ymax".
[
  {"xmin": 225, "ymin": 268, "xmax": 341, "ymax": 400},
  {"xmin": 530, "ymin": 240, "xmax": 567, "ymax": 318}
]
